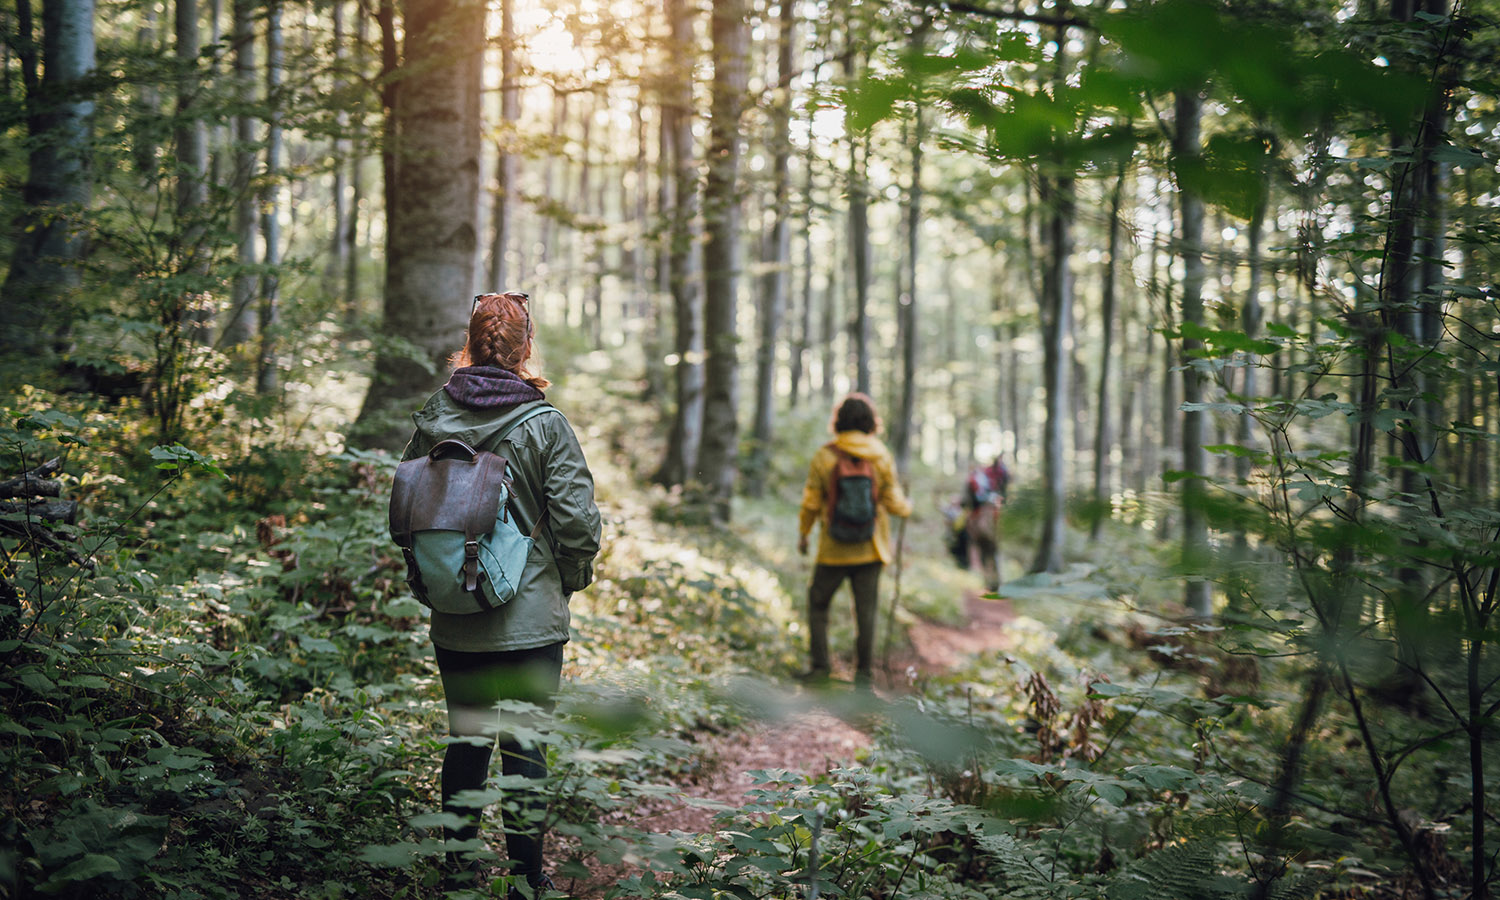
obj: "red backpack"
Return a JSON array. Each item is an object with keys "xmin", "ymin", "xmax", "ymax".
[{"xmin": 824, "ymin": 445, "xmax": 879, "ymax": 543}]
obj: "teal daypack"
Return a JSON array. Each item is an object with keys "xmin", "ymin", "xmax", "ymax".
[{"xmin": 388, "ymin": 404, "xmax": 558, "ymax": 615}]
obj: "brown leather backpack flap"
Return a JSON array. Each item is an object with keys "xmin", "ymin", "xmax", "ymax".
[{"xmin": 389, "ymin": 442, "xmax": 506, "ymax": 545}]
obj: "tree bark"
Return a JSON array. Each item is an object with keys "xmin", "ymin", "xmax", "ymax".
[
  {"xmin": 1090, "ymin": 161, "xmax": 1127, "ymax": 540},
  {"xmin": 175, "ymin": 0, "xmax": 208, "ymax": 279},
  {"xmin": 893, "ymin": 22, "xmax": 927, "ymax": 477},
  {"xmin": 650, "ymin": 0, "xmax": 705, "ymax": 488},
  {"xmin": 694, "ymin": 0, "xmax": 749, "ymax": 521},
  {"xmin": 1175, "ymin": 88, "xmax": 1212, "ymax": 617},
  {"xmin": 352, "ymin": 0, "xmax": 486, "ymax": 448},
  {"xmin": 789, "ymin": 69, "xmax": 819, "ymax": 409},
  {"xmin": 256, "ymin": 0, "xmax": 283, "ymax": 395},
  {"xmin": 488, "ymin": 0, "xmax": 519, "ymax": 291},
  {"xmin": 0, "ymin": 0, "xmax": 95, "ymax": 354},
  {"xmin": 744, "ymin": 0, "xmax": 796, "ymax": 498},
  {"xmin": 846, "ymin": 84, "xmax": 872, "ymax": 396},
  {"xmin": 222, "ymin": 0, "xmax": 258, "ymax": 347},
  {"xmin": 1029, "ymin": 168, "xmax": 1073, "ymax": 576},
  {"xmin": 326, "ymin": 0, "xmax": 352, "ymax": 310}
]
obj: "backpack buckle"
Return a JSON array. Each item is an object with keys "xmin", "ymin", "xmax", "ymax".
[{"xmin": 463, "ymin": 540, "xmax": 480, "ymax": 591}]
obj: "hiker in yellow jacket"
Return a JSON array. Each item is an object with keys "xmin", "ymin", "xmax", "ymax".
[{"xmin": 797, "ymin": 392, "xmax": 913, "ymax": 688}]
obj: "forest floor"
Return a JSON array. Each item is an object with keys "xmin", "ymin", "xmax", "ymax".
[{"xmin": 565, "ymin": 588, "xmax": 1017, "ymax": 897}]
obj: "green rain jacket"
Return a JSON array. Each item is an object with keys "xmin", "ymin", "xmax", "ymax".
[{"xmin": 401, "ymin": 391, "xmax": 602, "ymax": 652}]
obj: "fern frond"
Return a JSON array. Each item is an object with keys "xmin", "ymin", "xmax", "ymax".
[
  {"xmin": 1106, "ymin": 840, "xmax": 1230, "ymax": 900},
  {"xmin": 1268, "ymin": 870, "xmax": 1332, "ymax": 900}
]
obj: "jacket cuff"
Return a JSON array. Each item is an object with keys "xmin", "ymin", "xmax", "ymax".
[{"xmin": 560, "ymin": 558, "xmax": 595, "ymax": 593}]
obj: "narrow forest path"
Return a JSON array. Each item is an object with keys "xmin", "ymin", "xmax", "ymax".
[
  {"xmin": 579, "ymin": 588, "xmax": 1017, "ymax": 855},
  {"xmin": 667, "ymin": 589, "xmax": 1014, "ymax": 828}
]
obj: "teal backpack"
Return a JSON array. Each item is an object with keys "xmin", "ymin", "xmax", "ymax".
[{"xmin": 388, "ymin": 404, "xmax": 558, "ymax": 615}]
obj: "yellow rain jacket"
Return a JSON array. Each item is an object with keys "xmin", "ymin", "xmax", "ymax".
[{"xmin": 799, "ymin": 431, "xmax": 913, "ymax": 566}]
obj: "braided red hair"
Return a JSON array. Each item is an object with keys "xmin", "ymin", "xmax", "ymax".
[{"xmin": 450, "ymin": 292, "xmax": 551, "ymax": 390}]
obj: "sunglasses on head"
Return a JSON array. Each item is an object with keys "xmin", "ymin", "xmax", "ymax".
[{"xmin": 471, "ymin": 291, "xmax": 530, "ymax": 317}]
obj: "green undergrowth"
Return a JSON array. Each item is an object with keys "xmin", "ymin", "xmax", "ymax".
[{"xmin": 1, "ymin": 369, "xmax": 1454, "ymax": 900}]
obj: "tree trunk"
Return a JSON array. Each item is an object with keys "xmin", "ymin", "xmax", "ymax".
[
  {"xmin": 131, "ymin": 3, "xmax": 159, "ymax": 175},
  {"xmin": 222, "ymin": 0, "xmax": 258, "ymax": 347},
  {"xmin": 789, "ymin": 70, "xmax": 819, "ymax": 409},
  {"xmin": 893, "ymin": 23, "xmax": 926, "ymax": 477},
  {"xmin": 693, "ymin": 0, "xmax": 749, "ymax": 521},
  {"xmin": 847, "ymin": 121, "xmax": 872, "ymax": 396},
  {"xmin": 0, "ymin": 0, "xmax": 96, "ymax": 354},
  {"xmin": 175, "ymin": 0, "xmax": 208, "ymax": 276},
  {"xmin": 256, "ymin": 0, "xmax": 283, "ymax": 395},
  {"xmin": 1090, "ymin": 161, "xmax": 1127, "ymax": 540},
  {"xmin": 352, "ymin": 0, "xmax": 485, "ymax": 449},
  {"xmin": 488, "ymin": 0, "xmax": 519, "ymax": 291},
  {"xmin": 1174, "ymin": 88, "xmax": 1212, "ymax": 618},
  {"xmin": 344, "ymin": 0, "xmax": 367, "ymax": 324},
  {"xmin": 650, "ymin": 0, "xmax": 704, "ymax": 488},
  {"xmin": 1029, "ymin": 168, "xmax": 1073, "ymax": 576},
  {"xmin": 744, "ymin": 0, "xmax": 796, "ymax": 498},
  {"xmin": 1233, "ymin": 167, "xmax": 1269, "ymax": 557},
  {"xmin": 325, "ymin": 0, "xmax": 352, "ymax": 309}
]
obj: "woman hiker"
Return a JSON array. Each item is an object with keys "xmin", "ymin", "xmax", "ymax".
[
  {"xmin": 796, "ymin": 392, "xmax": 913, "ymax": 690},
  {"xmin": 400, "ymin": 291, "xmax": 602, "ymax": 897}
]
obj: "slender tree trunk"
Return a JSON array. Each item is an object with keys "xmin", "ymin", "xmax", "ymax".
[
  {"xmin": 1233, "ymin": 169, "xmax": 1269, "ymax": 556},
  {"xmin": 222, "ymin": 0, "xmax": 257, "ymax": 346},
  {"xmin": 844, "ymin": 53, "xmax": 872, "ymax": 395},
  {"xmin": 650, "ymin": 0, "xmax": 704, "ymax": 487},
  {"xmin": 326, "ymin": 0, "xmax": 351, "ymax": 307},
  {"xmin": 488, "ymin": 0, "xmax": 519, "ymax": 290},
  {"xmin": 744, "ymin": 0, "xmax": 795, "ymax": 497},
  {"xmin": 694, "ymin": 0, "xmax": 749, "ymax": 521},
  {"xmin": 343, "ymin": 0, "xmax": 367, "ymax": 323},
  {"xmin": 1029, "ymin": 167, "xmax": 1073, "ymax": 575},
  {"xmin": 789, "ymin": 70, "xmax": 819, "ymax": 409},
  {"xmin": 0, "ymin": 0, "xmax": 96, "ymax": 353},
  {"xmin": 255, "ymin": 0, "xmax": 283, "ymax": 394},
  {"xmin": 893, "ymin": 23, "xmax": 926, "ymax": 476},
  {"xmin": 821, "ymin": 230, "xmax": 837, "ymax": 402},
  {"xmin": 1175, "ymin": 88, "xmax": 1212, "ymax": 617},
  {"xmin": 175, "ymin": 0, "xmax": 207, "ymax": 269},
  {"xmin": 1090, "ymin": 161, "xmax": 1127, "ymax": 540},
  {"xmin": 352, "ymin": 0, "xmax": 485, "ymax": 448}
]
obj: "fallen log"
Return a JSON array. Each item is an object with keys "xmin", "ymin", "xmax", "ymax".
[
  {"xmin": 0, "ymin": 457, "xmax": 64, "ymax": 500},
  {"xmin": 0, "ymin": 499, "xmax": 78, "ymax": 525}
]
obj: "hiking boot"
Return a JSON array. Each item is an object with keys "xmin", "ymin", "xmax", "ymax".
[{"xmin": 507, "ymin": 873, "xmax": 557, "ymax": 900}]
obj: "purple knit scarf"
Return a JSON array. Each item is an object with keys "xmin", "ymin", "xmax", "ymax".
[{"xmin": 444, "ymin": 366, "xmax": 545, "ymax": 409}]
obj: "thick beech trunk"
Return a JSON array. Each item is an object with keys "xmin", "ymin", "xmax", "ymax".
[{"xmin": 353, "ymin": 0, "xmax": 485, "ymax": 448}]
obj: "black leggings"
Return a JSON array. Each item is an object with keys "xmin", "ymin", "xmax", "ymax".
[{"xmin": 434, "ymin": 641, "xmax": 564, "ymax": 884}]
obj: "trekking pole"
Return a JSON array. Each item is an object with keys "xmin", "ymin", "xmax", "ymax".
[
  {"xmin": 995, "ymin": 500, "xmax": 1005, "ymax": 591},
  {"xmin": 881, "ymin": 516, "xmax": 908, "ymax": 675}
]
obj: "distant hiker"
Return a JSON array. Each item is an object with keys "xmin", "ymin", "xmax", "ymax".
[
  {"xmin": 942, "ymin": 496, "xmax": 970, "ymax": 569},
  {"xmin": 963, "ymin": 455, "xmax": 1010, "ymax": 592},
  {"xmin": 400, "ymin": 291, "xmax": 602, "ymax": 897},
  {"xmin": 797, "ymin": 392, "xmax": 913, "ymax": 689}
]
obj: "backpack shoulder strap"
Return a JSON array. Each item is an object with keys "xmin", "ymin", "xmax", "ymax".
[
  {"xmin": 492, "ymin": 402, "xmax": 563, "ymax": 539},
  {"xmin": 494, "ymin": 401, "xmax": 562, "ymax": 445}
]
